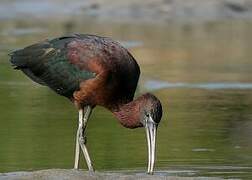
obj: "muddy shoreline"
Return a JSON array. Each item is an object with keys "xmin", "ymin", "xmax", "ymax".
[
  {"xmin": 1, "ymin": 0, "xmax": 252, "ymax": 23},
  {"xmin": 0, "ymin": 169, "xmax": 223, "ymax": 180}
]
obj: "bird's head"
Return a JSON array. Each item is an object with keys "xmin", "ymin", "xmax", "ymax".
[
  {"xmin": 139, "ymin": 93, "xmax": 162, "ymax": 126},
  {"xmin": 139, "ymin": 93, "xmax": 162, "ymax": 174},
  {"xmin": 112, "ymin": 93, "xmax": 162, "ymax": 174}
]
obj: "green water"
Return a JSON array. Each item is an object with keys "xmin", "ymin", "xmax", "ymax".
[{"xmin": 0, "ymin": 17, "xmax": 252, "ymax": 179}]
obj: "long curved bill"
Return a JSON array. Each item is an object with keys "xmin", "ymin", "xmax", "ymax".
[{"xmin": 145, "ymin": 116, "xmax": 157, "ymax": 174}]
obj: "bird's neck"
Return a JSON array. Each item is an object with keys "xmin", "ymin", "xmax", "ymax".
[{"xmin": 111, "ymin": 97, "xmax": 143, "ymax": 129}]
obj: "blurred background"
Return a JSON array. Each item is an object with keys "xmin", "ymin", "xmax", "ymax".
[{"xmin": 0, "ymin": 0, "xmax": 252, "ymax": 179}]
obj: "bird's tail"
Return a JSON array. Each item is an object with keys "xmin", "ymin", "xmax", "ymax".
[
  {"xmin": 8, "ymin": 42, "xmax": 50, "ymax": 85},
  {"xmin": 9, "ymin": 41, "xmax": 50, "ymax": 69},
  {"xmin": 9, "ymin": 49, "xmax": 29, "ymax": 69}
]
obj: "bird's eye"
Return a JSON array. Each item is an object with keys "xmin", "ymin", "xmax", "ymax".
[{"xmin": 144, "ymin": 110, "xmax": 149, "ymax": 117}]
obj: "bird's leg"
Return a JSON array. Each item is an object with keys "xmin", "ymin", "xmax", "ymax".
[
  {"xmin": 74, "ymin": 108, "xmax": 83, "ymax": 169},
  {"xmin": 79, "ymin": 106, "xmax": 94, "ymax": 172}
]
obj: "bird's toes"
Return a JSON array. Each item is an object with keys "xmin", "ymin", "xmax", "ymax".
[{"xmin": 88, "ymin": 168, "xmax": 95, "ymax": 175}]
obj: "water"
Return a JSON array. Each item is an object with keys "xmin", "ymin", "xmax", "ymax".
[
  {"xmin": 145, "ymin": 80, "xmax": 252, "ymax": 90},
  {"xmin": 0, "ymin": 5, "xmax": 252, "ymax": 179}
]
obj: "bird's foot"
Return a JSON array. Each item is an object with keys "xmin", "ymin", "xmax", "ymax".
[{"xmin": 88, "ymin": 169, "xmax": 95, "ymax": 175}]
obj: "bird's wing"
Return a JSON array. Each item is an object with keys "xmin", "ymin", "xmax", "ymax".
[{"xmin": 9, "ymin": 35, "xmax": 96, "ymax": 97}]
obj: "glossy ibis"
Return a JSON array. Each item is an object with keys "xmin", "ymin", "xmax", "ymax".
[{"xmin": 9, "ymin": 34, "xmax": 162, "ymax": 174}]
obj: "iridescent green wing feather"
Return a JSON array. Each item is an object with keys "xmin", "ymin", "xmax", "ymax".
[{"xmin": 9, "ymin": 35, "xmax": 95, "ymax": 97}]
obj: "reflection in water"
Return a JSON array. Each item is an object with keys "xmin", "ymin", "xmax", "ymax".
[
  {"xmin": 145, "ymin": 80, "xmax": 252, "ymax": 90},
  {"xmin": 119, "ymin": 41, "xmax": 143, "ymax": 49},
  {"xmin": 0, "ymin": 17, "xmax": 252, "ymax": 179},
  {"xmin": 1, "ymin": 27, "xmax": 47, "ymax": 36}
]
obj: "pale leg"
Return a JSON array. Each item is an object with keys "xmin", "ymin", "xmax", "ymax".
[
  {"xmin": 79, "ymin": 106, "xmax": 94, "ymax": 171},
  {"xmin": 74, "ymin": 109, "xmax": 83, "ymax": 169},
  {"xmin": 73, "ymin": 106, "xmax": 94, "ymax": 171}
]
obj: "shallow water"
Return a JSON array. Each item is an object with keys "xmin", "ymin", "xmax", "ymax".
[
  {"xmin": 145, "ymin": 80, "xmax": 252, "ymax": 90},
  {"xmin": 0, "ymin": 10, "xmax": 252, "ymax": 180}
]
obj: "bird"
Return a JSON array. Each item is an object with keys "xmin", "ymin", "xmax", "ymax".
[{"xmin": 9, "ymin": 34, "xmax": 163, "ymax": 174}]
